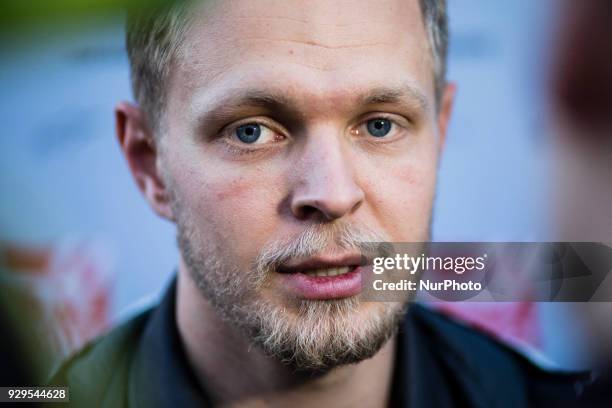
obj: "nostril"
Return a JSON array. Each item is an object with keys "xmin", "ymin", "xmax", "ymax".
[{"xmin": 297, "ymin": 204, "xmax": 321, "ymax": 220}]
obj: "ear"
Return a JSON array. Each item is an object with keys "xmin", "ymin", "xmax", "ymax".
[
  {"xmin": 437, "ymin": 82, "xmax": 457, "ymax": 152},
  {"xmin": 115, "ymin": 102, "xmax": 175, "ymax": 222}
]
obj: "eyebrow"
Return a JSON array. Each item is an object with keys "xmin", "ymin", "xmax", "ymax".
[
  {"xmin": 194, "ymin": 83, "xmax": 430, "ymax": 128},
  {"xmin": 194, "ymin": 89, "xmax": 296, "ymax": 127},
  {"xmin": 360, "ymin": 86, "xmax": 430, "ymax": 113},
  {"xmin": 230, "ymin": 90, "xmax": 295, "ymax": 112}
]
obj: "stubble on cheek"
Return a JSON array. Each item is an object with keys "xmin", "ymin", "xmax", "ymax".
[{"xmin": 165, "ymin": 156, "xmax": 281, "ymax": 273}]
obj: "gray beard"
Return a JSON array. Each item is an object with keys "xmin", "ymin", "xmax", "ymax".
[{"xmin": 176, "ymin": 214, "xmax": 407, "ymax": 371}]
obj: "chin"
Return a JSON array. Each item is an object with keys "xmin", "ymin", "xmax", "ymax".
[{"xmin": 242, "ymin": 295, "xmax": 405, "ymax": 371}]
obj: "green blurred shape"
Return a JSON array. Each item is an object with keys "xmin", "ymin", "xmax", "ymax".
[{"xmin": 0, "ymin": 0, "xmax": 168, "ymax": 33}]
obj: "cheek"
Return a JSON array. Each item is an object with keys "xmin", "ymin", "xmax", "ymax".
[
  {"xmin": 170, "ymin": 159, "xmax": 285, "ymax": 265},
  {"xmin": 386, "ymin": 164, "xmax": 436, "ymax": 211},
  {"xmin": 362, "ymin": 157, "xmax": 438, "ymax": 240}
]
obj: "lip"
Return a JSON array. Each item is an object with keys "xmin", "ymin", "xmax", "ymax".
[
  {"xmin": 277, "ymin": 253, "xmax": 370, "ymax": 300},
  {"xmin": 278, "ymin": 253, "xmax": 367, "ymax": 274}
]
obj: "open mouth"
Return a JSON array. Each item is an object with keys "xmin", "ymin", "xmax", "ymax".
[
  {"xmin": 299, "ymin": 265, "xmax": 358, "ymax": 278},
  {"xmin": 277, "ymin": 253, "xmax": 365, "ymax": 276},
  {"xmin": 276, "ymin": 254, "xmax": 367, "ymax": 300}
]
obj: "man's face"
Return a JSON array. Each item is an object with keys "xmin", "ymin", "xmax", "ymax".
[{"xmin": 156, "ymin": 0, "xmax": 449, "ymax": 369}]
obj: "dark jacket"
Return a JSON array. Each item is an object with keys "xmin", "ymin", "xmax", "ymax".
[{"xmin": 52, "ymin": 278, "xmax": 586, "ymax": 407}]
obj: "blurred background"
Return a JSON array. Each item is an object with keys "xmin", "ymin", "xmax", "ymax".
[{"xmin": 1, "ymin": 0, "xmax": 598, "ymax": 380}]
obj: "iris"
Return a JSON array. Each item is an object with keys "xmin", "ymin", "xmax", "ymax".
[
  {"xmin": 236, "ymin": 124, "xmax": 261, "ymax": 143},
  {"xmin": 366, "ymin": 119, "xmax": 392, "ymax": 137}
]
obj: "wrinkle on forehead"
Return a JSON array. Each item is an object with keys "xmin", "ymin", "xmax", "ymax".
[
  {"xmin": 168, "ymin": 0, "xmax": 435, "ymax": 121},
  {"xmin": 184, "ymin": 70, "xmax": 432, "ymax": 130},
  {"xmin": 229, "ymin": 37, "xmax": 394, "ymax": 50},
  {"xmin": 178, "ymin": 0, "xmax": 429, "ymax": 63},
  {"xmin": 212, "ymin": 15, "xmax": 371, "ymax": 27}
]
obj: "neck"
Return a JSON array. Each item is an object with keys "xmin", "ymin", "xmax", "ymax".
[{"xmin": 176, "ymin": 262, "xmax": 397, "ymax": 408}]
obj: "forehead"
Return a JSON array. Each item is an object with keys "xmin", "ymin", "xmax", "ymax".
[{"xmin": 170, "ymin": 0, "xmax": 433, "ymax": 117}]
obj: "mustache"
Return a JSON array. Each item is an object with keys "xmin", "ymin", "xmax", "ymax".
[{"xmin": 253, "ymin": 223, "xmax": 389, "ymax": 275}]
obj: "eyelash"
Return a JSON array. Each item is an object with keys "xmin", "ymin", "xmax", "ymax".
[
  {"xmin": 352, "ymin": 114, "xmax": 411, "ymax": 141},
  {"xmin": 218, "ymin": 113, "xmax": 410, "ymax": 153},
  {"xmin": 217, "ymin": 118, "xmax": 287, "ymax": 150},
  {"xmin": 222, "ymin": 142, "xmax": 264, "ymax": 157}
]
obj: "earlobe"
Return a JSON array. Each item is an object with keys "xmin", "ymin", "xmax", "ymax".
[
  {"xmin": 115, "ymin": 102, "xmax": 175, "ymax": 222},
  {"xmin": 437, "ymin": 82, "xmax": 457, "ymax": 152}
]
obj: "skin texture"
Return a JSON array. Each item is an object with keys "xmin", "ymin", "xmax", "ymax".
[{"xmin": 116, "ymin": 0, "xmax": 455, "ymax": 406}]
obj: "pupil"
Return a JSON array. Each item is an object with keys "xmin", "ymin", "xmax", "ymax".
[
  {"xmin": 367, "ymin": 118, "xmax": 391, "ymax": 137},
  {"xmin": 236, "ymin": 124, "xmax": 261, "ymax": 143}
]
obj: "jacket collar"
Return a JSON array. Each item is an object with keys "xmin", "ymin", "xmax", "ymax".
[
  {"xmin": 128, "ymin": 278, "xmax": 530, "ymax": 408},
  {"xmin": 129, "ymin": 278, "xmax": 211, "ymax": 408}
]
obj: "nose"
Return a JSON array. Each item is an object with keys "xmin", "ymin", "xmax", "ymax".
[{"xmin": 290, "ymin": 135, "xmax": 365, "ymax": 221}]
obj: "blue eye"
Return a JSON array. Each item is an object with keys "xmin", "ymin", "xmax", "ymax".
[
  {"xmin": 235, "ymin": 124, "xmax": 261, "ymax": 143},
  {"xmin": 366, "ymin": 118, "xmax": 392, "ymax": 137}
]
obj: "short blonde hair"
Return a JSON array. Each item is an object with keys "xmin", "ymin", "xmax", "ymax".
[{"xmin": 126, "ymin": 0, "xmax": 448, "ymax": 133}]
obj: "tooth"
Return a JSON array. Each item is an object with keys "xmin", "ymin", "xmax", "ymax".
[{"xmin": 301, "ymin": 267, "xmax": 354, "ymax": 277}]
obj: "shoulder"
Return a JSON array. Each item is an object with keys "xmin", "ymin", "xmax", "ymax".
[
  {"xmin": 406, "ymin": 304, "xmax": 586, "ymax": 405},
  {"xmin": 407, "ymin": 303, "xmax": 519, "ymax": 363},
  {"xmin": 50, "ymin": 310, "xmax": 153, "ymax": 407},
  {"xmin": 407, "ymin": 304, "xmax": 570, "ymax": 374}
]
